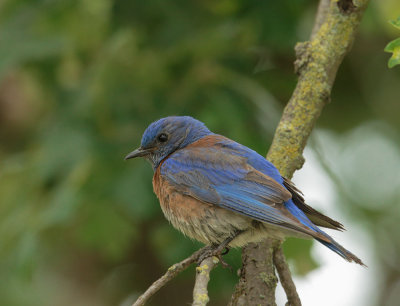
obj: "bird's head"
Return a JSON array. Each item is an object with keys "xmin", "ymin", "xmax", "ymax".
[{"xmin": 125, "ymin": 116, "xmax": 212, "ymax": 169}]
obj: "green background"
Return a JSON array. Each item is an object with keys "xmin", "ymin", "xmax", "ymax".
[{"xmin": 1, "ymin": 0, "xmax": 399, "ymax": 305}]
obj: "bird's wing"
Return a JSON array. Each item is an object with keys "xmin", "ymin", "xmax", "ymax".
[{"xmin": 160, "ymin": 136, "xmax": 326, "ymax": 238}]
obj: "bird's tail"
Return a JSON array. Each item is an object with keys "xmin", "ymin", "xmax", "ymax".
[
  {"xmin": 283, "ymin": 198, "xmax": 365, "ymax": 266},
  {"xmin": 315, "ymin": 235, "xmax": 366, "ymax": 266}
]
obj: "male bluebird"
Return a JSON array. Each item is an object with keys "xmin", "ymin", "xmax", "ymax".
[{"xmin": 125, "ymin": 116, "xmax": 364, "ymax": 265}]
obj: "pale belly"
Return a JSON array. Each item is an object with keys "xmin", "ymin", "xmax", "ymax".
[{"xmin": 157, "ymin": 189, "xmax": 290, "ymax": 248}]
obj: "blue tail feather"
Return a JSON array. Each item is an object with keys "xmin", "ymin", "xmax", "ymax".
[
  {"xmin": 315, "ymin": 236, "xmax": 365, "ymax": 266},
  {"xmin": 284, "ymin": 199, "xmax": 365, "ymax": 266}
]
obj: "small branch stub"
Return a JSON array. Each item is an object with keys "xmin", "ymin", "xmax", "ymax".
[{"xmin": 337, "ymin": 0, "xmax": 357, "ymax": 14}]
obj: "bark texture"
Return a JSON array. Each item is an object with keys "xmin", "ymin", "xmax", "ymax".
[{"xmin": 229, "ymin": 241, "xmax": 278, "ymax": 306}]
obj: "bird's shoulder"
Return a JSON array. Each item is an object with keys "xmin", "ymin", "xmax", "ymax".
[
  {"xmin": 160, "ymin": 134, "xmax": 249, "ymax": 175},
  {"xmin": 155, "ymin": 135, "xmax": 290, "ymax": 200}
]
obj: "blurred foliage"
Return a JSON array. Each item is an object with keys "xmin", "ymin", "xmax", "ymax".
[{"xmin": 0, "ymin": 0, "xmax": 400, "ymax": 306}]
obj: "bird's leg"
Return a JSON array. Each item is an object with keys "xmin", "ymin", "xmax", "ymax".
[{"xmin": 197, "ymin": 230, "xmax": 244, "ymax": 269}]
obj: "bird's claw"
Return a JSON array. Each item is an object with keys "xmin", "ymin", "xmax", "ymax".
[
  {"xmin": 216, "ymin": 254, "xmax": 232, "ymax": 271},
  {"xmin": 221, "ymin": 247, "xmax": 230, "ymax": 255},
  {"xmin": 197, "ymin": 245, "xmax": 232, "ymax": 270},
  {"xmin": 197, "ymin": 246, "xmax": 213, "ymax": 264}
]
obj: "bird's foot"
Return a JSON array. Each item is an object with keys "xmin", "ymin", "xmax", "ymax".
[
  {"xmin": 216, "ymin": 254, "xmax": 232, "ymax": 271},
  {"xmin": 197, "ymin": 231, "xmax": 243, "ymax": 270},
  {"xmin": 197, "ymin": 236, "xmax": 236, "ymax": 270},
  {"xmin": 197, "ymin": 245, "xmax": 232, "ymax": 270},
  {"xmin": 197, "ymin": 245, "xmax": 220, "ymax": 264},
  {"xmin": 221, "ymin": 247, "xmax": 230, "ymax": 255}
]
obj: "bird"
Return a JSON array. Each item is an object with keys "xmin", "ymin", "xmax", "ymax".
[{"xmin": 125, "ymin": 116, "xmax": 364, "ymax": 266}]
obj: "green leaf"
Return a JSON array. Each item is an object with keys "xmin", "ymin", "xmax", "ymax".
[
  {"xmin": 385, "ymin": 38, "xmax": 400, "ymax": 68},
  {"xmin": 385, "ymin": 37, "xmax": 400, "ymax": 52},
  {"xmin": 389, "ymin": 17, "xmax": 400, "ymax": 30}
]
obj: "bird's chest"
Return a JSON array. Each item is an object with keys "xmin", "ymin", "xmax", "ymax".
[
  {"xmin": 152, "ymin": 171, "xmax": 209, "ymax": 243},
  {"xmin": 152, "ymin": 169, "xmax": 247, "ymax": 245}
]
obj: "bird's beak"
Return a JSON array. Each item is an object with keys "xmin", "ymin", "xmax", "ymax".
[{"xmin": 124, "ymin": 147, "xmax": 152, "ymax": 160}]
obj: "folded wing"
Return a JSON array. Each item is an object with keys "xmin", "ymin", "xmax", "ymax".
[{"xmin": 161, "ymin": 140, "xmax": 328, "ymax": 239}]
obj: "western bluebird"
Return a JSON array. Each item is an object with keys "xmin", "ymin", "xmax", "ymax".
[{"xmin": 125, "ymin": 116, "xmax": 364, "ymax": 265}]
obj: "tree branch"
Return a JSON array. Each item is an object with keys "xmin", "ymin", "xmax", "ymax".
[
  {"xmin": 231, "ymin": 0, "xmax": 369, "ymax": 304},
  {"xmin": 229, "ymin": 240, "xmax": 278, "ymax": 306},
  {"xmin": 132, "ymin": 246, "xmax": 209, "ymax": 306},
  {"xmin": 311, "ymin": 0, "xmax": 330, "ymax": 39},
  {"xmin": 192, "ymin": 256, "xmax": 219, "ymax": 306},
  {"xmin": 273, "ymin": 246, "xmax": 301, "ymax": 306},
  {"xmin": 268, "ymin": 0, "xmax": 369, "ymax": 177}
]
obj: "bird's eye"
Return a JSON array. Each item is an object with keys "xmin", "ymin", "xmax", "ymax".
[{"xmin": 157, "ymin": 133, "xmax": 168, "ymax": 142}]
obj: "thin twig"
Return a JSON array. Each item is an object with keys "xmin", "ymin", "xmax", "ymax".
[
  {"xmin": 132, "ymin": 246, "xmax": 208, "ymax": 306},
  {"xmin": 192, "ymin": 256, "xmax": 219, "ymax": 306},
  {"xmin": 273, "ymin": 246, "xmax": 301, "ymax": 306}
]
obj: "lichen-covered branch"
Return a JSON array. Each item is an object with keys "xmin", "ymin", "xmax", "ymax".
[
  {"xmin": 268, "ymin": 0, "xmax": 369, "ymax": 177},
  {"xmin": 192, "ymin": 256, "xmax": 219, "ymax": 306},
  {"xmin": 311, "ymin": 0, "xmax": 330, "ymax": 39},
  {"xmin": 231, "ymin": 0, "xmax": 370, "ymax": 304},
  {"xmin": 229, "ymin": 240, "xmax": 278, "ymax": 306}
]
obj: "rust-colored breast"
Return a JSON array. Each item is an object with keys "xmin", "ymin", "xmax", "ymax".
[
  {"xmin": 153, "ymin": 164, "xmax": 215, "ymax": 244},
  {"xmin": 153, "ymin": 169, "xmax": 209, "ymax": 223}
]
